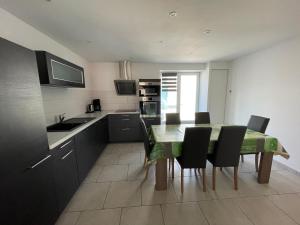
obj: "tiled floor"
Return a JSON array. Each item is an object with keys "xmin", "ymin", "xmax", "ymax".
[{"xmin": 56, "ymin": 143, "xmax": 300, "ymax": 225}]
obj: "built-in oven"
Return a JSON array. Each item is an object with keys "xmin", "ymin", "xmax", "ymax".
[
  {"xmin": 139, "ymin": 97, "xmax": 161, "ymax": 115},
  {"xmin": 139, "ymin": 79, "xmax": 161, "ymax": 97}
]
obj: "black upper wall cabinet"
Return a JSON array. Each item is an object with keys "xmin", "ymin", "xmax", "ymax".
[{"xmin": 35, "ymin": 51, "xmax": 85, "ymax": 88}]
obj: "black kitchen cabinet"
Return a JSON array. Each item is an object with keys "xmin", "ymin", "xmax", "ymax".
[
  {"xmin": 0, "ymin": 37, "xmax": 58, "ymax": 225},
  {"xmin": 142, "ymin": 116, "xmax": 161, "ymax": 128},
  {"xmin": 75, "ymin": 118, "xmax": 108, "ymax": 183},
  {"xmin": 108, "ymin": 113, "xmax": 142, "ymax": 142},
  {"xmin": 35, "ymin": 51, "xmax": 85, "ymax": 88},
  {"xmin": 52, "ymin": 138, "xmax": 79, "ymax": 213}
]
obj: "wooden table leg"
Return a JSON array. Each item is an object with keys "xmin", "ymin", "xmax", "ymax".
[
  {"xmin": 155, "ymin": 158, "xmax": 168, "ymax": 190},
  {"xmin": 257, "ymin": 152, "xmax": 273, "ymax": 184}
]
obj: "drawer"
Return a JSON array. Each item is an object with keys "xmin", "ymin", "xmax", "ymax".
[
  {"xmin": 109, "ymin": 114, "xmax": 140, "ymax": 127},
  {"xmin": 52, "ymin": 138, "xmax": 75, "ymax": 158},
  {"xmin": 142, "ymin": 117, "xmax": 161, "ymax": 128},
  {"xmin": 109, "ymin": 126, "xmax": 142, "ymax": 142}
]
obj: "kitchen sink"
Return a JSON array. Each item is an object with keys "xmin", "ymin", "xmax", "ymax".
[{"xmin": 47, "ymin": 117, "xmax": 96, "ymax": 132}]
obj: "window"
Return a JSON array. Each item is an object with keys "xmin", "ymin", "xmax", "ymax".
[{"xmin": 161, "ymin": 72, "xmax": 200, "ymax": 122}]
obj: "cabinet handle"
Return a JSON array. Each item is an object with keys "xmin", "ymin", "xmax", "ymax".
[
  {"xmin": 122, "ymin": 118, "xmax": 130, "ymax": 121},
  {"xmin": 60, "ymin": 140, "xmax": 72, "ymax": 149},
  {"xmin": 121, "ymin": 128, "xmax": 130, "ymax": 131},
  {"xmin": 61, "ymin": 150, "xmax": 73, "ymax": 160},
  {"xmin": 30, "ymin": 155, "xmax": 51, "ymax": 169}
]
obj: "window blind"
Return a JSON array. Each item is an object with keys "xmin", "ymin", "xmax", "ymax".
[{"xmin": 161, "ymin": 72, "xmax": 177, "ymax": 92}]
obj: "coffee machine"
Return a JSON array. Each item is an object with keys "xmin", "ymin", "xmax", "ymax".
[{"xmin": 92, "ymin": 99, "xmax": 101, "ymax": 111}]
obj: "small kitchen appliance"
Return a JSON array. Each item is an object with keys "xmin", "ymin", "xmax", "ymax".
[
  {"xmin": 92, "ymin": 99, "xmax": 102, "ymax": 111},
  {"xmin": 87, "ymin": 104, "xmax": 94, "ymax": 113}
]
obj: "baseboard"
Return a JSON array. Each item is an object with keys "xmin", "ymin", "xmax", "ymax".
[{"xmin": 273, "ymin": 159, "xmax": 300, "ymax": 176}]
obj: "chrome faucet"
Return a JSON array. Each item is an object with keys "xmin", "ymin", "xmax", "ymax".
[{"xmin": 58, "ymin": 113, "xmax": 66, "ymax": 123}]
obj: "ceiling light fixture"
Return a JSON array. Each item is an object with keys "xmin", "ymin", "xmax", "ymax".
[
  {"xmin": 203, "ymin": 29, "xmax": 212, "ymax": 34},
  {"xmin": 169, "ymin": 11, "xmax": 177, "ymax": 17}
]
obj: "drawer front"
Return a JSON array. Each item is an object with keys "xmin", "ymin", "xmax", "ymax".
[
  {"xmin": 52, "ymin": 138, "xmax": 75, "ymax": 158},
  {"xmin": 109, "ymin": 126, "xmax": 142, "ymax": 142},
  {"xmin": 142, "ymin": 117, "xmax": 161, "ymax": 128},
  {"xmin": 109, "ymin": 114, "xmax": 140, "ymax": 127}
]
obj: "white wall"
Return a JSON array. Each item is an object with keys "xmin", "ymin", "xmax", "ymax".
[
  {"xmin": 226, "ymin": 36, "xmax": 300, "ymax": 172},
  {"xmin": 0, "ymin": 8, "xmax": 93, "ymax": 125},
  {"xmin": 90, "ymin": 62, "xmax": 206, "ymax": 111}
]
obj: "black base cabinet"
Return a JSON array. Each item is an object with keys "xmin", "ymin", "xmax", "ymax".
[
  {"xmin": 52, "ymin": 138, "xmax": 79, "ymax": 213},
  {"xmin": 75, "ymin": 117, "xmax": 108, "ymax": 184}
]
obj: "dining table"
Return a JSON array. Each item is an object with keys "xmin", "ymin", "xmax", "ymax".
[{"xmin": 149, "ymin": 123, "xmax": 289, "ymax": 191}]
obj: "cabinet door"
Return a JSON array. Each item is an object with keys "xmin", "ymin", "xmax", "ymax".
[
  {"xmin": 75, "ymin": 124, "xmax": 98, "ymax": 183},
  {"xmin": 53, "ymin": 143, "xmax": 78, "ymax": 213},
  {"xmin": 97, "ymin": 117, "xmax": 108, "ymax": 153},
  {"xmin": 0, "ymin": 155, "xmax": 58, "ymax": 225}
]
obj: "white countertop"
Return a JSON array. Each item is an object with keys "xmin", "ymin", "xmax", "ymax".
[{"xmin": 47, "ymin": 110, "xmax": 140, "ymax": 150}]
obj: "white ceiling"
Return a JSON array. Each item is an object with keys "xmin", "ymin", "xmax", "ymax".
[{"xmin": 1, "ymin": 0, "xmax": 300, "ymax": 63}]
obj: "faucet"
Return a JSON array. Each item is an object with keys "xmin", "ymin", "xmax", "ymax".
[{"xmin": 58, "ymin": 113, "xmax": 66, "ymax": 123}]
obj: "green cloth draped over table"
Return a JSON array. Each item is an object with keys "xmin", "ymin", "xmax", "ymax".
[{"xmin": 149, "ymin": 124, "xmax": 288, "ymax": 161}]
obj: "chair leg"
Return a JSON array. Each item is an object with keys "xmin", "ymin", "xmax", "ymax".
[
  {"xmin": 144, "ymin": 164, "xmax": 149, "ymax": 180},
  {"xmin": 202, "ymin": 168, "xmax": 206, "ymax": 192},
  {"xmin": 143, "ymin": 156, "xmax": 147, "ymax": 168},
  {"xmin": 220, "ymin": 167, "xmax": 223, "ymax": 171},
  {"xmin": 212, "ymin": 166, "xmax": 216, "ymax": 191},
  {"xmin": 255, "ymin": 153, "xmax": 259, "ymax": 172},
  {"xmin": 234, "ymin": 166, "xmax": 238, "ymax": 190},
  {"xmin": 181, "ymin": 169, "xmax": 184, "ymax": 194},
  {"xmin": 168, "ymin": 158, "xmax": 171, "ymax": 171},
  {"xmin": 241, "ymin": 155, "xmax": 244, "ymax": 163},
  {"xmin": 172, "ymin": 158, "xmax": 174, "ymax": 179}
]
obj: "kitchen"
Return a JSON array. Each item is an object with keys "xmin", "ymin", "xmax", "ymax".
[{"xmin": 1, "ymin": 1, "xmax": 300, "ymax": 225}]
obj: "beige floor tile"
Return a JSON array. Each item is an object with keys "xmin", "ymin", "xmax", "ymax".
[
  {"xmin": 269, "ymin": 171, "xmax": 300, "ymax": 194},
  {"xmin": 206, "ymin": 171, "xmax": 241, "ymax": 199},
  {"xmin": 55, "ymin": 212, "xmax": 80, "ymax": 225},
  {"xmin": 269, "ymin": 194, "xmax": 300, "ymax": 224},
  {"xmin": 83, "ymin": 165, "xmax": 103, "ymax": 183},
  {"xmin": 67, "ymin": 183, "xmax": 110, "ymax": 211},
  {"xmin": 96, "ymin": 153, "xmax": 119, "ymax": 166},
  {"xmin": 162, "ymin": 202, "xmax": 208, "ymax": 225},
  {"xmin": 97, "ymin": 165, "xmax": 128, "ymax": 182},
  {"xmin": 172, "ymin": 176, "xmax": 213, "ymax": 202},
  {"xmin": 104, "ymin": 181, "xmax": 142, "ymax": 208},
  {"xmin": 120, "ymin": 205, "xmax": 164, "ymax": 225},
  {"xmin": 141, "ymin": 179, "xmax": 178, "ymax": 205},
  {"xmin": 237, "ymin": 196, "xmax": 297, "ymax": 225},
  {"xmin": 118, "ymin": 152, "xmax": 142, "ymax": 165},
  {"xmin": 238, "ymin": 172, "xmax": 277, "ymax": 197},
  {"xmin": 127, "ymin": 163, "xmax": 154, "ymax": 181},
  {"xmin": 76, "ymin": 208, "xmax": 121, "ymax": 225},
  {"xmin": 199, "ymin": 199, "xmax": 252, "ymax": 225}
]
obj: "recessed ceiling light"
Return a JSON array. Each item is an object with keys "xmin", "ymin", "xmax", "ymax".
[
  {"xmin": 203, "ymin": 29, "xmax": 212, "ymax": 34},
  {"xmin": 169, "ymin": 11, "xmax": 177, "ymax": 17}
]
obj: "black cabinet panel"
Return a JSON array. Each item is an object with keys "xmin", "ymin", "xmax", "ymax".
[
  {"xmin": 0, "ymin": 37, "xmax": 49, "ymax": 177},
  {"xmin": 108, "ymin": 113, "xmax": 142, "ymax": 142},
  {"xmin": 52, "ymin": 138, "xmax": 79, "ymax": 213},
  {"xmin": 36, "ymin": 51, "xmax": 85, "ymax": 88}
]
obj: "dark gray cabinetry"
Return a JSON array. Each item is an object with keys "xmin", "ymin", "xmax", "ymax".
[
  {"xmin": 35, "ymin": 51, "xmax": 85, "ymax": 88},
  {"xmin": 142, "ymin": 116, "xmax": 161, "ymax": 128},
  {"xmin": 52, "ymin": 138, "xmax": 79, "ymax": 213},
  {"xmin": 108, "ymin": 113, "xmax": 142, "ymax": 142},
  {"xmin": 75, "ymin": 118, "xmax": 108, "ymax": 183},
  {"xmin": 0, "ymin": 37, "xmax": 59, "ymax": 225}
]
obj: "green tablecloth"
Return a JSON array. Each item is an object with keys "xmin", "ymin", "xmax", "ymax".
[{"xmin": 149, "ymin": 124, "xmax": 288, "ymax": 161}]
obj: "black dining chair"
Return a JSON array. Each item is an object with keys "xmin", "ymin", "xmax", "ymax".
[
  {"xmin": 176, "ymin": 127, "xmax": 212, "ymax": 193},
  {"xmin": 140, "ymin": 119, "xmax": 154, "ymax": 179},
  {"xmin": 195, "ymin": 112, "xmax": 211, "ymax": 124},
  {"xmin": 208, "ymin": 126, "xmax": 247, "ymax": 190},
  {"xmin": 166, "ymin": 113, "xmax": 180, "ymax": 175},
  {"xmin": 241, "ymin": 115, "xmax": 270, "ymax": 171},
  {"xmin": 166, "ymin": 113, "xmax": 181, "ymax": 125}
]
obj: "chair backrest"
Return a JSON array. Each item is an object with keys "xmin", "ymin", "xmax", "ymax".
[
  {"xmin": 213, "ymin": 126, "xmax": 247, "ymax": 167},
  {"xmin": 247, "ymin": 115, "xmax": 270, "ymax": 133},
  {"xmin": 140, "ymin": 119, "xmax": 152, "ymax": 158},
  {"xmin": 166, "ymin": 113, "xmax": 180, "ymax": 125},
  {"xmin": 181, "ymin": 127, "xmax": 212, "ymax": 168},
  {"xmin": 195, "ymin": 112, "xmax": 210, "ymax": 124}
]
